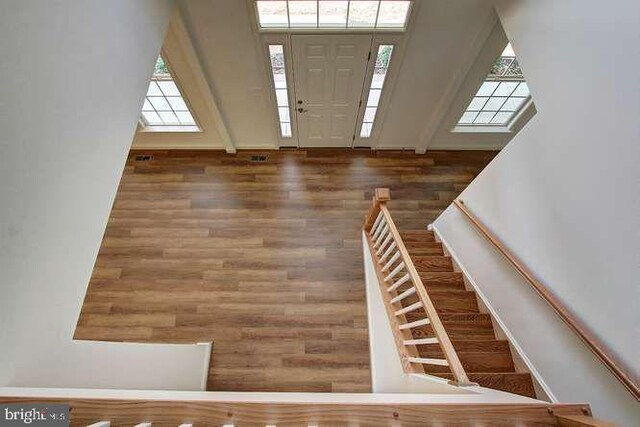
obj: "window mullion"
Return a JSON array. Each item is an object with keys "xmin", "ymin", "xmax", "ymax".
[
  {"xmin": 286, "ymin": 1, "xmax": 291, "ymax": 29},
  {"xmin": 345, "ymin": 0, "xmax": 350, "ymax": 28},
  {"xmin": 147, "ymin": 87, "xmax": 163, "ymax": 126},
  {"xmin": 158, "ymin": 78, "xmax": 181, "ymax": 125},
  {"xmin": 374, "ymin": 0, "xmax": 382, "ymax": 28}
]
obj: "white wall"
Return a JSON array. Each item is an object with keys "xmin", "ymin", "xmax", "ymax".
[
  {"xmin": 434, "ymin": 0, "xmax": 640, "ymax": 423},
  {"xmin": 0, "ymin": 0, "xmax": 208, "ymax": 390},
  {"xmin": 375, "ymin": 0, "xmax": 497, "ymax": 150},
  {"xmin": 180, "ymin": 0, "xmax": 279, "ymax": 149}
]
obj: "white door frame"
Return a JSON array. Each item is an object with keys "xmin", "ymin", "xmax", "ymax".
[
  {"xmin": 258, "ymin": 26, "xmax": 412, "ymax": 148},
  {"xmin": 260, "ymin": 32, "xmax": 408, "ymax": 149}
]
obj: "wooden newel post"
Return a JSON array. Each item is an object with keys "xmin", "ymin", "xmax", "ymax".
[{"xmin": 364, "ymin": 188, "xmax": 391, "ymax": 231}]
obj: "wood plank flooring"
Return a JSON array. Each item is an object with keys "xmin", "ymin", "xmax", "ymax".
[{"xmin": 75, "ymin": 149, "xmax": 497, "ymax": 392}]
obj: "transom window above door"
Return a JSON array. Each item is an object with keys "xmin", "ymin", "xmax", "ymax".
[{"xmin": 256, "ymin": 1, "xmax": 412, "ymax": 30}]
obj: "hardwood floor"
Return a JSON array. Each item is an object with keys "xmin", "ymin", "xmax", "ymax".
[{"xmin": 75, "ymin": 149, "xmax": 497, "ymax": 392}]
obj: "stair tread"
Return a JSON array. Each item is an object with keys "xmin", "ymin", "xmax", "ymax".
[
  {"xmin": 411, "ymin": 316, "xmax": 494, "ymax": 332},
  {"xmin": 452, "ymin": 339, "xmax": 510, "ymax": 352},
  {"xmin": 410, "ymin": 255, "xmax": 450, "ymax": 259},
  {"xmin": 418, "ymin": 271, "xmax": 465, "ymax": 286},
  {"xmin": 404, "ymin": 312, "xmax": 490, "ymax": 322},
  {"xmin": 430, "ymin": 291, "xmax": 479, "ymax": 314},
  {"xmin": 439, "ymin": 313, "xmax": 491, "ymax": 322},
  {"xmin": 411, "ymin": 255, "xmax": 453, "ymax": 272},
  {"xmin": 394, "ymin": 281, "xmax": 464, "ymax": 293},
  {"xmin": 397, "ymin": 291, "xmax": 479, "ymax": 315},
  {"xmin": 411, "ymin": 325, "xmax": 495, "ymax": 340},
  {"xmin": 425, "ymin": 289, "xmax": 476, "ymax": 295},
  {"xmin": 434, "ymin": 372, "xmax": 537, "ymax": 399},
  {"xmin": 398, "ymin": 290, "xmax": 476, "ymax": 300},
  {"xmin": 406, "ymin": 246, "xmax": 445, "ymax": 256},
  {"xmin": 420, "ymin": 346, "xmax": 515, "ymax": 373},
  {"xmin": 400, "ymin": 230, "xmax": 435, "ymax": 243},
  {"xmin": 416, "ymin": 340, "xmax": 510, "ymax": 356}
]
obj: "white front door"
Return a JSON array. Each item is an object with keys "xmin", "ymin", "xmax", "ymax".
[{"xmin": 291, "ymin": 34, "xmax": 371, "ymax": 148}]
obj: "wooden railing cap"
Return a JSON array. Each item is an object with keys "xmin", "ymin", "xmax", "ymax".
[{"xmin": 374, "ymin": 188, "xmax": 390, "ymax": 202}]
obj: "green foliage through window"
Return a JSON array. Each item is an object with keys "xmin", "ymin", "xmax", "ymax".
[
  {"xmin": 376, "ymin": 45, "xmax": 393, "ymax": 68},
  {"xmin": 154, "ymin": 56, "xmax": 169, "ymax": 76}
]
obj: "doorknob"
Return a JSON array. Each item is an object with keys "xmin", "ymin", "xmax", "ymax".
[{"xmin": 297, "ymin": 107, "xmax": 308, "ymax": 113}]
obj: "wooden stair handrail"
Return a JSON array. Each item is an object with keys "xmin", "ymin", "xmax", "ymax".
[
  {"xmin": 364, "ymin": 188, "xmax": 473, "ymax": 386},
  {"xmin": 453, "ymin": 198, "xmax": 640, "ymax": 400}
]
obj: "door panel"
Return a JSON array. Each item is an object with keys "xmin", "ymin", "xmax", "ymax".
[
  {"xmin": 308, "ymin": 114, "xmax": 323, "ymax": 139},
  {"xmin": 307, "ymin": 69, "xmax": 325, "ymax": 103},
  {"xmin": 331, "ymin": 114, "xmax": 348, "ymax": 137},
  {"xmin": 292, "ymin": 35, "xmax": 371, "ymax": 148},
  {"xmin": 333, "ymin": 69, "xmax": 353, "ymax": 104}
]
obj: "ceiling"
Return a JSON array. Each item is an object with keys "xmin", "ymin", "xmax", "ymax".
[{"xmin": 178, "ymin": 0, "xmax": 503, "ymax": 151}]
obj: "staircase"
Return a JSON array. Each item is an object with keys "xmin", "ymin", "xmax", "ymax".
[
  {"xmin": 363, "ymin": 187, "xmax": 537, "ymax": 399},
  {"xmin": 400, "ymin": 229, "xmax": 536, "ymax": 398}
]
